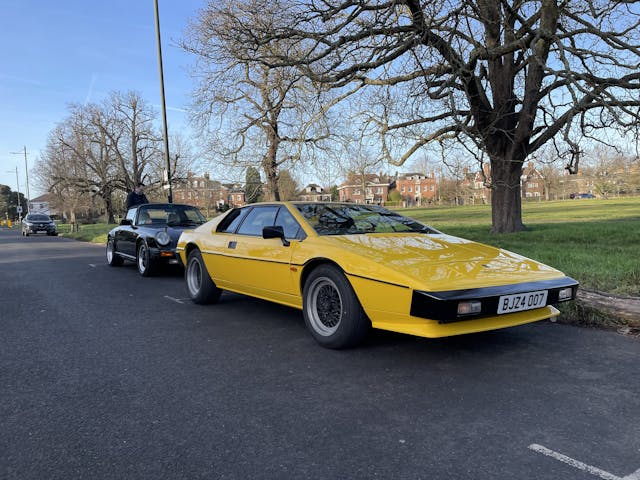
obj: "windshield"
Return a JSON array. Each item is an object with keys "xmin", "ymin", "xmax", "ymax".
[
  {"xmin": 26, "ymin": 214, "xmax": 51, "ymax": 222},
  {"xmin": 295, "ymin": 203, "xmax": 438, "ymax": 236},
  {"xmin": 137, "ymin": 205, "xmax": 207, "ymax": 227}
]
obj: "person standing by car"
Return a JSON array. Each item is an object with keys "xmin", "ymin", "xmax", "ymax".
[{"xmin": 126, "ymin": 182, "xmax": 149, "ymax": 209}]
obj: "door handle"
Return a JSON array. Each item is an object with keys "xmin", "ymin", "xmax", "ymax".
[{"xmin": 228, "ymin": 241, "xmax": 237, "ymax": 249}]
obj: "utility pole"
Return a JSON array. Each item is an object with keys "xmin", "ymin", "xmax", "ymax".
[
  {"xmin": 153, "ymin": 0, "xmax": 173, "ymax": 203},
  {"xmin": 5, "ymin": 167, "xmax": 21, "ymax": 221}
]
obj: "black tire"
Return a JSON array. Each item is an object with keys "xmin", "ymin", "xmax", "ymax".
[
  {"xmin": 137, "ymin": 241, "xmax": 155, "ymax": 277},
  {"xmin": 185, "ymin": 249, "xmax": 222, "ymax": 304},
  {"xmin": 106, "ymin": 238, "xmax": 124, "ymax": 266},
  {"xmin": 302, "ymin": 264, "xmax": 370, "ymax": 349}
]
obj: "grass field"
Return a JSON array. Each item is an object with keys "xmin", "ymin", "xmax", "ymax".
[{"xmin": 59, "ymin": 197, "xmax": 640, "ymax": 297}]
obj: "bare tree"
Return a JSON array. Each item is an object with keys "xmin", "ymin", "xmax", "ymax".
[
  {"xmin": 182, "ymin": 0, "xmax": 334, "ymax": 200},
  {"xmin": 241, "ymin": 0, "xmax": 640, "ymax": 232},
  {"xmin": 36, "ymin": 91, "xmax": 173, "ymax": 222}
]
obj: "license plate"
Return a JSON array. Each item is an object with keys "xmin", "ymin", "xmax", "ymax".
[
  {"xmin": 37, "ymin": 230, "xmax": 46, "ymax": 233},
  {"xmin": 497, "ymin": 290, "xmax": 548, "ymax": 314}
]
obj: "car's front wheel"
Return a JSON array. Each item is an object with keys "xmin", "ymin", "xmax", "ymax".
[
  {"xmin": 186, "ymin": 249, "xmax": 221, "ymax": 304},
  {"xmin": 137, "ymin": 241, "xmax": 155, "ymax": 277},
  {"xmin": 302, "ymin": 264, "xmax": 370, "ymax": 349},
  {"xmin": 106, "ymin": 238, "xmax": 124, "ymax": 266}
]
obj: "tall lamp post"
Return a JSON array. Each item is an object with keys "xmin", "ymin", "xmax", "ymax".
[
  {"xmin": 5, "ymin": 167, "xmax": 20, "ymax": 221},
  {"xmin": 153, "ymin": 0, "xmax": 173, "ymax": 203},
  {"xmin": 10, "ymin": 146, "xmax": 30, "ymax": 214}
]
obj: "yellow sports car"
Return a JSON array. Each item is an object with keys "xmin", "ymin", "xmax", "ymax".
[{"xmin": 177, "ymin": 202, "xmax": 578, "ymax": 349}]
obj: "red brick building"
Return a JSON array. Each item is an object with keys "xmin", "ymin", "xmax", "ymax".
[
  {"xmin": 395, "ymin": 172, "xmax": 438, "ymax": 206},
  {"xmin": 520, "ymin": 162, "xmax": 545, "ymax": 199},
  {"xmin": 337, "ymin": 173, "xmax": 393, "ymax": 204},
  {"xmin": 173, "ymin": 172, "xmax": 245, "ymax": 212}
]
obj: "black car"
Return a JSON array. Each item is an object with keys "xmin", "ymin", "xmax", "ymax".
[
  {"xmin": 22, "ymin": 213, "xmax": 58, "ymax": 236},
  {"xmin": 106, "ymin": 203, "xmax": 207, "ymax": 276}
]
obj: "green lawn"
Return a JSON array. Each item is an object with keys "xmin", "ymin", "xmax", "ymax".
[{"xmin": 60, "ymin": 197, "xmax": 640, "ymax": 297}]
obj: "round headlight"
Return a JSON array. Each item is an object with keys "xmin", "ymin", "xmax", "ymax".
[{"xmin": 155, "ymin": 231, "xmax": 171, "ymax": 246}]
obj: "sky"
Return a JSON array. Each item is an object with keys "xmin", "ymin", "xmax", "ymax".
[{"xmin": 0, "ymin": 0, "xmax": 204, "ymax": 197}]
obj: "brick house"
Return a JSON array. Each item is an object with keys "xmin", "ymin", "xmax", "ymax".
[
  {"xmin": 173, "ymin": 172, "xmax": 245, "ymax": 212},
  {"xmin": 461, "ymin": 165, "xmax": 492, "ymax": 204},
  {"xmin": 299, "ymin": 184, "xmax": 332, "ymax": 202},
  {"xmin": 395, "ymin": 172, "xmax": 438, "ymax": 206},
  {"xmin": 520, "ymin": 162, "xmax": 545, "ymax": 199},
  {"xmin": 337, "ymin": 173, "xmax": 393, "ymax": 204}
]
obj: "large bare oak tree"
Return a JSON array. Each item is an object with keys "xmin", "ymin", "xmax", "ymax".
[{"xmin": 240, "ymin": 0, "xmax": 640, "ymax": 232}]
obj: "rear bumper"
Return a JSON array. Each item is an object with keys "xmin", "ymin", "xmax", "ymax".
[{"xmin": 149, "ymin": 247, "xmax": 181, "ymax": 265}]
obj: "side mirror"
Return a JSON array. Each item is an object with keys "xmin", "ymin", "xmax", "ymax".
[
  {"xmin": 120, "ymin": 218, "xmax": 133, "ymax": 226},
  {"xmin": 263, "ymin": 225, "xmax": 290, "ymax": 247}
]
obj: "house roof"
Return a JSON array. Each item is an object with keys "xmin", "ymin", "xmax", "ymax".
[{"xmin": 30, "ymin": 193, "xmax": 54, "ymax": 203}]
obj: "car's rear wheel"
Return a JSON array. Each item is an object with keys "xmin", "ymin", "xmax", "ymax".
[
  {"xmin": 106, "ymin": 238, "xmax": 124, "ymax": 266},
  {"xmin": 137, "ymin": 241, "xmax": 155, "ymax": 277},
  {"xmin": 186, "ymin": 249, "xmax": 221, "ymax": 304},
  {"xmin": 303, "ymin": 264, "xmax": 370, "ymax": 349}
]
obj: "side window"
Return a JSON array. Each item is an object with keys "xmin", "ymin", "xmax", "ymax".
[
  {"xmin": 125, "ymin": 209, "xmax": 136, "ymax": 222},
  {"xmin": 275, "ymin": 207, "xmax": 302, "ymax": 239},
  {"xmin": 236, "ymin": 206, "xmax": 279, "ymax": 236},
  {"xmin": 217, "ymin": 208, "xmax": 250, "ymax": 233}
]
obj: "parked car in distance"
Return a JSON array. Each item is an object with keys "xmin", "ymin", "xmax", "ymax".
[
  {"xmin": 22, "ymin": 213, "xmax": 58, "ymax": 236},
  {"xmin": 106, "ymin": 203, "xmax": 207, "ymax": 276},
  {"xmin": 177, "ymin": 202, "xmax": 579, "ymax": 349},
  {"xmin": 570, "ymin": 192, "xmax": 596, "ymax": 199}
]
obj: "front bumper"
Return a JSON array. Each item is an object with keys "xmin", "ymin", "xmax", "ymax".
[
  {"xmin": 410, "ymin": 277, "xmax": 579, "ymax": 323},
  {"xmin": 24, "ymin": 225, "xmax": 57, "ymax": 234}
]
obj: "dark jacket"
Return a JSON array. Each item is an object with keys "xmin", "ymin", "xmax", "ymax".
[{"xmin": 126, "ymin": 191, "xmax": 149, "ymax": 210}]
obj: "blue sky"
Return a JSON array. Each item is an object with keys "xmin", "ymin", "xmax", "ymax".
[{"xmin": 0, "ymin": 0, "xmax": 203, "ymax": 196}]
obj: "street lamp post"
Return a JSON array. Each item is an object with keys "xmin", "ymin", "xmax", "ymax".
[
  {"xmin": 153, "ymin": 0, "xmax": 173, "ymax": 204},
  {"xmin": 10, "ymin": 146, "xmax": 30, "ymax": 214}
]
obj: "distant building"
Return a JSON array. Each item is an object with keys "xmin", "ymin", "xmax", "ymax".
[
  {"xmin": 337, "ymin": 173, "xmax": 393, "ymax": 204},
  {"xmin": 461, "ymin": 164, "xmax": 492, "ymax": 204},
  {"xmin": 173, "ymin": 172, "xmax": 246, "ymax": 212},
  {"xmin": 395, "ymin": 172, "xmax": 438, "ymax": 206},
  {"xmin": 299, "ymin": 184, "xmax": 332, "ymax": 202},
  {"xmin": 521, "ymin": 162, "xmax": 544, "ymax": 199},
  {"xmin": 29, "ymin": 193, "xmax": 55, "ymax": 216}
]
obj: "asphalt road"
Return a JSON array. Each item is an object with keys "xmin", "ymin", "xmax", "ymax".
[{"xmin": 1, "ymin": 227, "xmax": 639, "ymax": 480}]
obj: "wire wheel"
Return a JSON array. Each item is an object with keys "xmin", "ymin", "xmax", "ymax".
[
  {"xmin": 306, "ymin": 277, "xmax": 343, "ymax": 336},
  {"xmin": 302, "ymin": 265, "xmax": 370, "ymax": 349}
]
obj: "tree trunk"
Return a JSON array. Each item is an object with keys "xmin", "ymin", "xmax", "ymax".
[
  {"xmin": 490, "ymin": 157, "xmax": 525, "ymax": 233},
  {"xmin": 262, "ymin": 132, "xmax": 280, "ymax": 201}
]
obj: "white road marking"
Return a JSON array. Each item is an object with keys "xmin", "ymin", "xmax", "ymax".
[
  {"xmin": 624, "ymin": 469, "xmax": 640, "ymax": 480},
  {"xmin": 529, "ymin": 444, "xmax": 640, "ymax": 480},
  {"xmin": 164, "ymin": 295, "xmax": 185, "ymax": 304}
]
